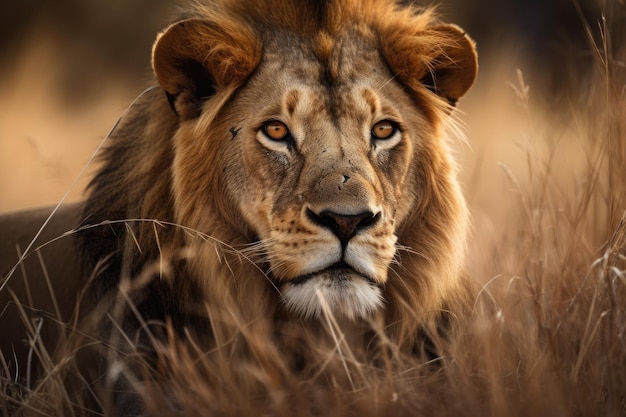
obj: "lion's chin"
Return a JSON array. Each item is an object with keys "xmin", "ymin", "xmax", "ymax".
[{"xmin": 282, "ymin": 269, "xmax": 384, "ymax": 321}]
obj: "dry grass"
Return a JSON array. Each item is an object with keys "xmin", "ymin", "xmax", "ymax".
[{"xmin": 2, "ymin": 9, "xmax": 626, "ymax": 417}]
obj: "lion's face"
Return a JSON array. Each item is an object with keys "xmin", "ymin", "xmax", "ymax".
[
  {"xmin": 152, "ymin": 1, "xmax": 477, "ymax": 322},
  {"xmin": 216, "ymin": 38, "xmax": 432, "ymax": 319}
]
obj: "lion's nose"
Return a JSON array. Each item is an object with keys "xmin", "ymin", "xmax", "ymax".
[{"xmin": 306, "ymin": 208, "xmax": 380, "ymax": 245}]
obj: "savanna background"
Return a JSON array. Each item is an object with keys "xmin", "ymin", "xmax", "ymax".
[{"xmin": 1, "ymin": 0, "xmax": 625, "ymax": 416}]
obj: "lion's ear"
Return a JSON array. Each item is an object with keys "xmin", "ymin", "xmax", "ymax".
[
  {"xmin": 383, "ymin": 23, "xmax": 478, "ymax": 107},
  {"xmin": 152, "ymin": 19, "xmax": 262, "ymax": 119}
]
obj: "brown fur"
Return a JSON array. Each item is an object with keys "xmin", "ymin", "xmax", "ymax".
[{"xmin": 79, "ymin": 0, "xmax": 478, "ymax": 401}]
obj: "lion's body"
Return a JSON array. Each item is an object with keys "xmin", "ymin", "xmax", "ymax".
[{"xmin": 79, "ymin": 0, "xmax": 477, "ymax": 397}]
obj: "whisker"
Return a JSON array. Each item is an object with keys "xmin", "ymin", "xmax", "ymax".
[{"xmin": 394, "ymin": 243, "xmax": 429, "ymax": 259}]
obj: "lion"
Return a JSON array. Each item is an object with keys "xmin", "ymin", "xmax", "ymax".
[{"xmin": 78, "ymin": 0, "xmax": 477, "ymax": 411}]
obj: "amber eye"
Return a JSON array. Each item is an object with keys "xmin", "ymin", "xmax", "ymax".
[
  {"xmin": 371, "ymin": 120, "xmax": 397, "ymax": 140},
  {"xmin": 264, "ymin": 121, "xmax": 289, "ymax": 141}
]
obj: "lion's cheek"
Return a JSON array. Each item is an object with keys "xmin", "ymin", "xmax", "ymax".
[
  {"xmin": 238, "ymin": 191, "xmax": 275, "ymax": 238},
  {"xmin": 373, "ymin": 143, "xmax": 414, "ymax": 229},
  {"xmin": 233, "ymin": 143, "xmax": 293, "ymax": 236}
]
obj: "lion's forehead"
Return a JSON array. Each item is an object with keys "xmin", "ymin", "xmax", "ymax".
[{"xmin": 282, "ymin": 86, "xmax": 379, "ymax": 136}]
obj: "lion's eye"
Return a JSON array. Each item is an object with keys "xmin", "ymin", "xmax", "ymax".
[
  {"xmin": 264, "ymin": 121, "xmax": 290, "ymax": 141},
  {"xmin": 371, "ymin": 120, "xmax": 397, "ymax": 140}
]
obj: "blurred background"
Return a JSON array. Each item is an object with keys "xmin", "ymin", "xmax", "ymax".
[{"xmin": 1, "ymin": 0, "xmax": 624, "ymax": 254}]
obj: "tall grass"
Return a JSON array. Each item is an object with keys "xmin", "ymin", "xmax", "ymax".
[{"xmin": 2, "ymin": 11, "xmax": 625, "ymax": 417}]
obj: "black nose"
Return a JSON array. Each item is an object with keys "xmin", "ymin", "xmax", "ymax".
[{"xmin": 306, "ymin": 208, "xmax": 380, "ymax": 244}]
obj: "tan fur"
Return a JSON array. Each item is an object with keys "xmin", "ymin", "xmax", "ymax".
[{"xmin": 82, "ymin": 0, "xmax": 478, "ymax": 354}]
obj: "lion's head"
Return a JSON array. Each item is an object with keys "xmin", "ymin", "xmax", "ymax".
[{"xmin": 83, "ymin": 0, "xmax": 477, "ymax": 346}]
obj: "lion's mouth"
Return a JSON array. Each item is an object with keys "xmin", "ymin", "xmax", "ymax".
[
  {"xmin": 290, "ymin": 261, "xmax": 376, "ymax": 286},
  {"xmin": 281, "ymin": 261, "xmax": 384, "ymax": 320}
]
